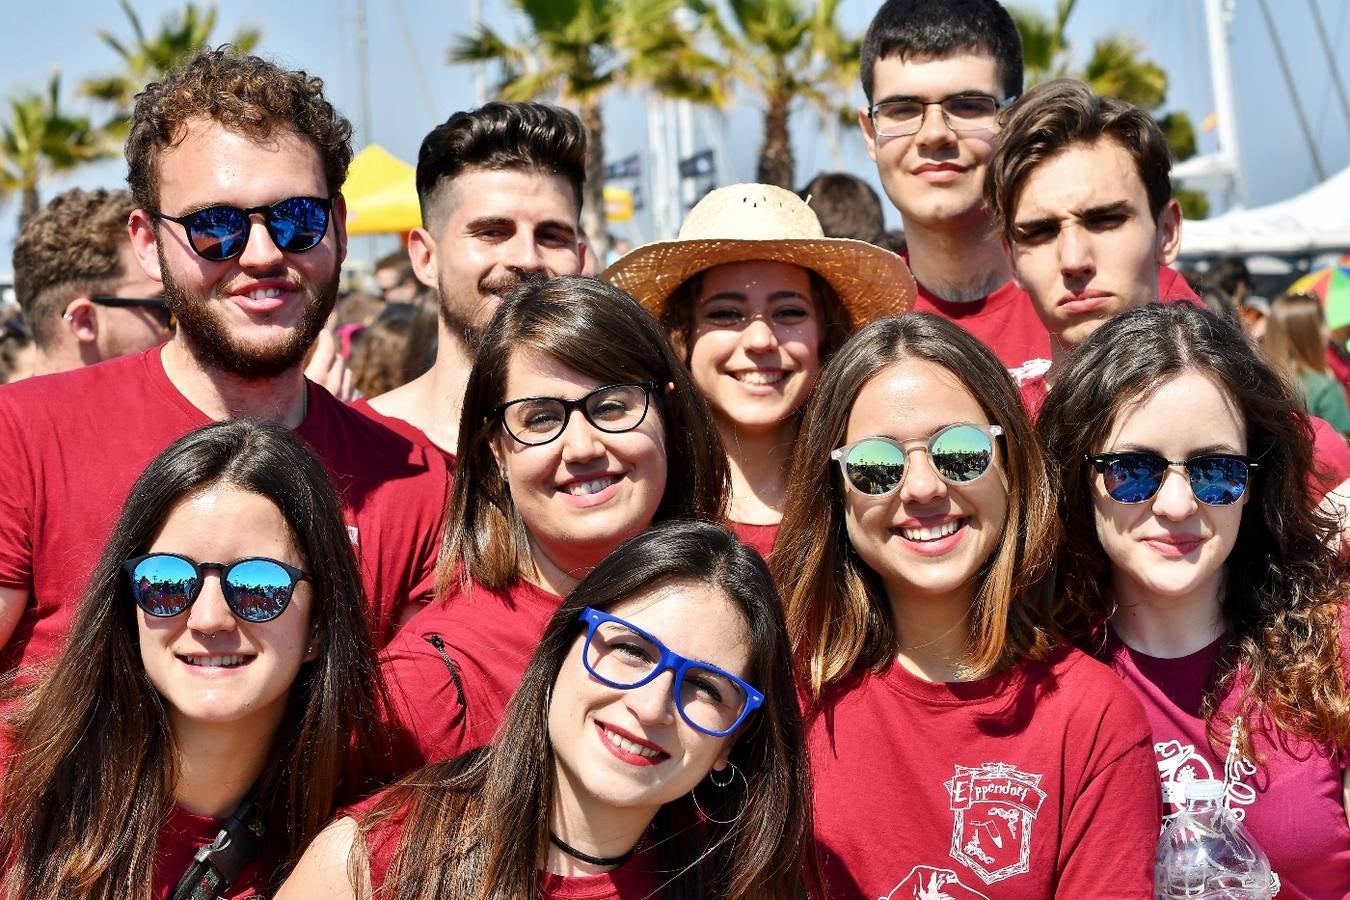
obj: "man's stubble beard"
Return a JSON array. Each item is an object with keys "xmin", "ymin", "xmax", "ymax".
[
  {"xmin": 159, "ymin": 247, "xmax": 339, "ymax": 380},
  {"xmin": 436, "ymin": 270, "xmax": 528, "ymax": 360}
]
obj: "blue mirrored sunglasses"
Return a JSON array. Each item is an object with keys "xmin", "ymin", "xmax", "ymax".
[
  {"xmin": 124, "ymin": 553, "xmax": 310, "ymax": 623},
  {"xmin": 1086, "ymin": 452, "xmax": 1257, "ymax": 506},
  {"xmin": 576, "ymin": 607, "xmax": 764, "ymax": 737},
  {"xmin": 153, "ymin": 196, "xmax": 332, "ymax": 261}
]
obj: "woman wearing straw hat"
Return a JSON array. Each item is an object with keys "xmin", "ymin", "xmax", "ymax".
[{"xmin": 604, "ymin": 183, "xmax": 915, "ymax": 559}]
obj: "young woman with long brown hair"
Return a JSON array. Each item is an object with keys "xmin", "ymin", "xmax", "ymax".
[
  {"xmin": 1262, "ymin": 291, "xmax": 1350, "ymax": 435},
  {"xmin": 0, "ymin": 420, "xmax": 389, "ymax": 899},
  {"xmin": 279, "ymin": 520, "xmax": 817, "ymax": 900},
  {"xmin": 774, "ymin": 313, "xmax": 1159, "ymax": 898},
  {"xmin": 380, "ymin": 275, "xmax": 728, "ymax": 773},
  {"xmin": 1039, "ymin": 302, "xmax": 1350, "ymax": 898},
  {"xmin": 605, "ymin": 183, "xmax": 914, "ymax": 558}
]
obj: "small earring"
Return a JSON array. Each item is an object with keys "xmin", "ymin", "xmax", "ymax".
[{"xmin": 690, "ymin": 762, "xmax": 748, "ymax": 825}]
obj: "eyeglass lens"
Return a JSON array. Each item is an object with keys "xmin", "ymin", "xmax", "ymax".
[
  {"xmin": 127, "ymin": 554, "xmax": 301, "ymax": 622},
  {"xmin": 501, "ymin": 384, "xmax": 649, "ymax": 445},
  {"xmin": 585, "ymin": 620, "xmax": 748, "ymax": 735},
  {"xmin": 181, "ymin": 197, "xmax": 330, "ymax": 261},
  {"xmin": 841, "ymin": 425, "xmax": 996, "ymax": 495},
  {"xmin": 871, "ymin": 95, "xmax": 1000, "ymax": 137},
  {"xmin": 1099, "ymin": 453, "xmax": 1250, "ymax": 506}
]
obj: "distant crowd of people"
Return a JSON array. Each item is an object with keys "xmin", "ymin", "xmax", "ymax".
[{"xmin": 0, "ymin": 1, "xmax": 1346, "ymax": 899}]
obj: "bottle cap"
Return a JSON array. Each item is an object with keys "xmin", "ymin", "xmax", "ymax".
[{"xmin": 1184, "ymin": 779, "xmax": 1225, "ymax": 801}]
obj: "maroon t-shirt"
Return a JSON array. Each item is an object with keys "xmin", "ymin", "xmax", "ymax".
[
  {"xmin": 352, "ymin": 788, "xmax": 665, "ymax": 898},
  {"xmin": 380, "ymin": 577, "xmax": 562, "ymax": 774},
  {"xmin": 729, "ymin": 521, "xmax": 778, "ymax": 560},
  {"xmin": 807, "ymin": 645, "xmax": 1160, "ymax": 899},
  {"xmin": 1098, "ymin": 626, "xmax": 1350, "ymax": 900},
  {"xmin": 348, "ymin": 396, "xmax": 457, "ymax": 470},
  {"xmin": 0, "ymin": 345, "xmax": 451, "ymax": 672},
  {"xmin": 153, "ymin": 806, "xmax": 265, "ymax": 899}
]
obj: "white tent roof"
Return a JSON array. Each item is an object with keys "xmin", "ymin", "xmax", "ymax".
[{"xmin": 1180, "ymin": 165, "xmax": 1350, "ymax": 257}]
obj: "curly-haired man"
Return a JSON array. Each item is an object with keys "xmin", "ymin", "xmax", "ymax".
[{"xmin": 0, "ymin": 48, "xmax": 451, "ymax": 675}]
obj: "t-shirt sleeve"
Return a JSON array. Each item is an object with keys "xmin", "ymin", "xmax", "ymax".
[
  {"xmin": 0, "ymin": 396, "xmax": 33, "ymax": 590},
  {"xmin": 1309, "ymin": 416, "xmax": 1350, "ymax": 500},
  {"xmin": 1055, "ymin": 729, "xmax": 1161, "ymax": 897},
  {"xmin": 402, "ymin": 460, "xmax": 449, "ymax": 608}
]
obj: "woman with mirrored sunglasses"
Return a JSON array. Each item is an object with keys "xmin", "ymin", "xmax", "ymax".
[
  {"xmin": 1039, "ymin": 302, "xmax": 1350, "ymax": 898},
  {"xmin": 279, "ymin": 520, "xmax": 819, "ymax": 900},
  {"xmin": 0, "ymin": 420, "xmax": 391, "ymax": 900},
  {"xmin": 376, "ymin": 275, "xmax": 728, "ymax": 778},
  {"xmin": 773, "ymin": 313, "xmax": 1160, "ymax": 898}
]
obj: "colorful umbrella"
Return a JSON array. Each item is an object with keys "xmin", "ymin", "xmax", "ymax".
[{"xmin": 1288, "ymin": 255, "xmax": 1350, "ymax": 330}]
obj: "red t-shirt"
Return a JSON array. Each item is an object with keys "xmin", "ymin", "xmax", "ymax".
[
  {"xmin": 353, "ymin": 788, "xmax": 664, "ymax": 898},
  {"xmin": 153, "ymin": 806, "xmax": 265, "ymax": 899},
  {"xmin": 0, "ymin": 346, "xmax": 451, "ymax": 672},
  {"xmin": 1098, "ymin": 628, "xmax": 1350, "ymax": 900},
  {"xmin": 348, "ymin": 396, "xmax": 457, "ymax": 469},
  {"xmin": 806, "ymin": 645, "xmax": 1160, "ymax": 899},
  {"xmin": 380, "ymin": 577, "xmax": 562, "ymax": 774},
  {"xmin": 907, "ymin": 256, "xmax": 1197, "ymax": 380},
  {"xmin": 729, "ymin": 521, "xmax": 778, "ymax": 560}
]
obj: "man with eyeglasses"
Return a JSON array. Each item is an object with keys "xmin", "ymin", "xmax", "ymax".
[
  {"xmin": 0, "ymin": 49, "xmax": 450, "ymax": 677},
  {"xmin": 11, "ymin": 188, "xmax": 172, "ymax": 376},
  {"xmin": 857, "ymin": 0, "xmax": 1195, "ymax": 382}
]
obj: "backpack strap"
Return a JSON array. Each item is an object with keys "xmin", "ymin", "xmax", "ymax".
[{"xmin": 169, "ymin": 791, "xmax": 268, "ymax": 900}]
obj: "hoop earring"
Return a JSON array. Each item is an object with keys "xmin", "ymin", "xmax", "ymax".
[{"xmin": 691, "ymin": 762, "xmax": 748, "ymax": 825}]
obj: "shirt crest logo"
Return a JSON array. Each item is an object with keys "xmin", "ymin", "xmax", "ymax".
[{"xmin": 945, "ymin": 762, "xmax": 1046, "ymax": 884}]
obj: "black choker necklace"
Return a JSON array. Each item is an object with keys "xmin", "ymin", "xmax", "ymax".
[{"xmin": 549, "ymin": 832, "xmax": 640, "ymax": 868}]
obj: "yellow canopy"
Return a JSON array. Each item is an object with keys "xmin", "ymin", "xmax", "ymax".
[{"xmin": 343, "ymin": 145, "xmax": 420, "ymax": 235}]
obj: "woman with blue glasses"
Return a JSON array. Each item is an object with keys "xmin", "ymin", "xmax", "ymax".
[
  {"xmin": 278, "ymin": 520, "xmax": 818, "ymax": 900},
  {"xmin": 377, "ymin": 275, "xmax": 727, "ymax": 777},
  {"xmin": 773, "ymin": 313, "xmax": 1160, "ymax": 898},
  {"xmin": 1039, "ymin": 302, "xmax": 1350, "ymax": 898},
  {"xmin": 0, "ymin": 420, "xmax": 390, "ymax": 899}
]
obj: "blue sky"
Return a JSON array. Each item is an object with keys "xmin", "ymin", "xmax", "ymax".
[{"xmin": 1, "ymin": 0, "xmax": 1348, "ymax": 267}]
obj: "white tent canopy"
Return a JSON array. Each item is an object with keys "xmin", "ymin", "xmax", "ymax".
[{"xmin": 1180, "ymin": 165, "xmax": 1350, "ymax": 257}]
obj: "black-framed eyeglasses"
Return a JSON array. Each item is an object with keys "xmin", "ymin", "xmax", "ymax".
[
  {"xmin": 576, "ymin": 607, "xmax": 763, "ymax": 737},
  {"xmin": 493, "ymin": 382, "xmax": 656, "ymax": 446},
  {"xmin": 868, "ymin": 93, "xmax": 1015, "ymax": 138},
  {"xmin": 1086, "ymin": 452, "xmax": 1258, "ymax": 506},
  {"xmin": 831, "ymin": 424, "xmax": 1003, "ymax": 497},
  {"xmin": 91, "ymin": 295, "xmax": 174, "ymax": 329},
  {"xmin": 151, "ymin": 195, "xmax": 333, "ymax": 262},
  {"xmin": 124, "ymin": 553, "xmax": 311, "ymax": 623}
]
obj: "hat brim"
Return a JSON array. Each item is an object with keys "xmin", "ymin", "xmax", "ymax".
[{"xmin": 601, "ymin": 236, "xmax": 916, "ymax": 326}]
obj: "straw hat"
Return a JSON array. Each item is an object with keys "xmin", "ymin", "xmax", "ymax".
[{"xmin": 601, "ymin": 183, "xmax": 916, "ymax": 324}]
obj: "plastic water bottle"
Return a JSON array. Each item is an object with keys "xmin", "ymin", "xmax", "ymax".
[{"xmin": 1154, "ymin": 779, "xmax": 1273, "ymax": 899}]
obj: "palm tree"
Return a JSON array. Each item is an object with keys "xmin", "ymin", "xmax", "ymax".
[
  {"xmin": 0, "ymin": 72, "xmax": 113, "ymax": 228},
  {"xmin": 81, "ymin": 0, "xmax": 261, "ymax": 142},
  {"xmin": 688, "ymin": 0, "xmax": 858, "ymax": 189},
  {"xmin": 449, "ymin": 0, "xmax": 723, "ymax": 261},
  {"xmin": 1010, "ymin": 1, "xmax": 1206, "ymax": 217}
]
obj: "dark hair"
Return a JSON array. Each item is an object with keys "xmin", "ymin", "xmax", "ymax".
[
  {"xmin": 440, "ymin": 275, "xmax": 729, "ymax": 594},
  {"xmin": 348, "ymin": 303, "xmax": 420, "ymax": 398},
  {"xmin": 415, "ymin": 101, "xmax": 586, "ymax": 234},
  {"xmin": 775, "ymin": 313, "xmax": 1057, "ymax": 694},
  {"xmin": 985, "ymin": 78, "xmax": 1174, "ymax": 243},
  {"xmin": 359, "ymin": 519, "xmax": 818, "ymax": 900},
  {"xmin": 0, "ymin": 313, "xmax": 34, "ymax": 383},
  {"xmin": 0, "ymin": 420, "xmax": 390, "ymax": 898},
  {"xmin": 126, "ymin": 46, "xmax": 352, "ymax": 211},
  {"xmin": 12, "ymin": 188, "xmax": 137, "ymax": 349},
  {"xmin": 860, "ymin": 0, "xmax": 1023, "ymax": 103},
  {"xmin": 1037, "ymin": 302, "xmax": 1350, "ymax": 759},
  {"xmin": 799, "ymin": 172, "xmax": 885, "ymax": 243}
]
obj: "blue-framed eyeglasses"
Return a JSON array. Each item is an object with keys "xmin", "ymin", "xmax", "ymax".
[{"xmin": 576, "ymin": 607, "xmax": 764, "ymax": 737}]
